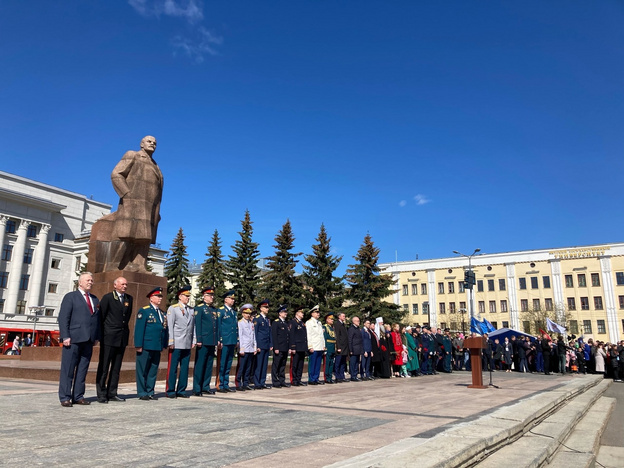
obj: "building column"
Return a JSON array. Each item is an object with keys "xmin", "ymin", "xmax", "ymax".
[
  {"xmin": 550, "ymin": 260, "xmax": 565, "ymax": 323},
  {"xmin": 427, "ymin": 269, "xmax": 437, "ymax": 327},
  {"xmin": 600, "ymin": 256, "xmax": 619, "ymax": 343},
  {"xmin": 28, "ymin": 224, "xmax": 50, "ymax": 308},
  {"xmin": 0, "ymin": 215, "xmax": 8, "ymax": 255},
  {"xmin": 4, "ymin": 220, "xmax": 29, "ymax": 314},
  {"xmin": 506, "ymin": 263, "xmax": 519, "ymax": 330}
]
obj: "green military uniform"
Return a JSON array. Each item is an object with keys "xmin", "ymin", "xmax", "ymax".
[
  {"xmin": 135, "ymin": 301, "xmax": 168, "ymax": 399},
  {"xmin": 323, "ymin": 321, "xmax": 336, "ymax": 383},
  {"xmin": 193, "ymin": 293, "xmax": 219, "ymax": 395}
]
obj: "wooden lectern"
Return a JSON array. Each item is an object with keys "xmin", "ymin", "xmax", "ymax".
[{"xmin": 464, "ymin": 336, "xmax": 488, "ymax": 389}]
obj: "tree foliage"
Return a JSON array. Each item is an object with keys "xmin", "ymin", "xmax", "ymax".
[
  {"xmin": 227, "ymin": 210, "xmax": 262, "ymax": 306},
  {"xmin": 260, "ymin": 219, "xmax": 306, "ymax": 316},
  {"xmin": 345, "ymin": 233, "xmax": 404, "ymax": 323},
  {"xmin": 195, "ymin": 229, "xmax": 227, "ymax": 305},
  {"xmin": 520, "ymin": 304, "xmax": 573, "ymax": 337},
  {"xmin": 302, "ymin": 223, "xmax": 344, "ymax": 313},
  {"xmin": 164, "ymin": 227, "xmax": 191, "ymax": 304}
]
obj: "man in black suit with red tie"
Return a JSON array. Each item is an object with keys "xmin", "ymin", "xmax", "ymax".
[
  {"xmin": 96, "ymin": 276, "xmax": 133, "ymax": 403},
  {"xmin": 58, "ymin": 272, "xmax": 101, "ymax": 407}
]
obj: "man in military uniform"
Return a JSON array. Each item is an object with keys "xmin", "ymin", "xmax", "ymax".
[
  {"xmin": 135, "ymin": 287, "xmax": 168, "ymax": 400},
  {"xmin": 306, "ymin": 305, "xmax": 325, "ymax": 385},
  {"xmin": 253, "ymin": 299, "xmax": 272, "ymax": 389},
  {"xmin": 271, "ymin": 305, "xmax": 291, "ymax": 388},
  {"xmin": 289, "ymin": 305, "xmax": 308, "ymax": 386},
  {"xmin": 166, "ymin": 286, "xmax": 195, "ymax": 398},
  {"xmin": 323, "ymin": 313, "xmax": 336, "ymax": 383},
  {"xmin": 96, "ymin": 276, "xmax": 133, "ymax": 403},
  {"xmin": 420, "ymin": 326, "xmax": 433, "ymax": 375},
  {"xmin": 334, "ymin": 312, "xmax": 350, "ymax": 383},
  {"xmin": 236, "ymin": 304, "xmax": 257, "ymax": 390},
  {"xmin": 442, "ymin": 328, "xmax": 453, "ymax": 373},
  {"xmin": 217, "ymin": 290, "xmax": 238, "ymax": 392},
  {"xmin": 192, "ymin": 286, "xmax": 219, "ymax": 396}
]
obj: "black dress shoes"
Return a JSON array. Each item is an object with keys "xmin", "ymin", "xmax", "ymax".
[
  {"xmin": 73, "ymin": 399, "xmax": 90, "ymax": 405},
  {"xmin": 217, "ymin": 388, "xmax": 228, "ymax": 393},
  {"xmin": 177, "ymin": 393, "xmax": 190, "ymax": 398},
  {"xmin": 192, "ymin": 392, "xmax": 203, "ymax": 397},
  {"xmin": 317, "ymin": 381, "xmax": 325, "ymax": 385},
  {"xmin": 97, "ymin": 398, "xmax": 108, "ymax": 404},
  {"xmin": 109, "ymin": 396, "xmax": 125, "ymax": 402},
  {"xmin": 244, "ymin": 385, "xmax": 254, "ymax": 391},
  {"xmin": 203, "ymin": 389, "xmax": 216, "ymax": 395},
  {"xmin": 226, "ymin": 388, "xmax": 237, "ymax": 393},
  {"xmin": 61, "ymin": 400, "xmax": 73, "ymax": 407},
  {"xmin": 149, "ymin": 395, "xmax": 158, "ymax": 400},
  {"xmin": 139, "ymin": 395, "xmax": 151, "ymax": 401}
]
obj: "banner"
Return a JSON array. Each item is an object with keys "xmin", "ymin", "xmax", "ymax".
[{"xmin": 546, "ymin": 318, "xmax": 566, "ymax": 334}]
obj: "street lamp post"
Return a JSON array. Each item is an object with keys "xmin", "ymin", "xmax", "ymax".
[
  {"xmin": 27, "ymin": 306, "xmax": 46, "ymax": 346},
  {"xmin": 453, "ymin": 249, "xmax": 481, "ymax": 323}
]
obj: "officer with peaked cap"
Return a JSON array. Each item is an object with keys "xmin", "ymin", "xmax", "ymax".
[
  {"xmin": 217, "ymin": 290, "xmax": 238, "ymax": 392},
  {"xmin": 192, "ymin": 286, "xmax": 219, "ymax": 396},
  {"xmin": 135, "ymin": 287, "xmax": 168, "ymax": 400},
  {"xmin": 323, "ymin": 312, "xmax": 336, "ymax": 383},
  {"xmin": 289, "ymin": 304, "xmax": 308, "ymax": 386},
  {"xmin": 166, "ymin": 285, "xmax": 195, "ymax": 398},
  {"xmin": 271, "ymin": 304, "xmax": 291, "ymax": 388},
  {"xmin": 236, "ymin": 304, "xmax": 257, "ymax": 390},
  {"xmin": 253, "ymin": 299, "xmax": 272, "ymax": 389}
]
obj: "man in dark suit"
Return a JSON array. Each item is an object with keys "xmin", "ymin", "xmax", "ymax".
[
  {"xmin": 271, "ymin": 305, "xmax": 291, "ymax": 388},
  {"xmin": 253, "ymin": 299, "xmax": 272, "ymax": 389},
  {"xmin": 58, "ymin": 272, "xmax": 100, "ymax": 407},
  {"xmin": 96, "ymin": 276, "xmax": 133, "ymax": 403},
  {"xmin": 348, "ymin": 316, "xmax": 363, "ymax": 381},
  {"xmin": 289, "ymin": 305, "xmax": 308, "ymax": 386},
  {"xmin": 334, "ymin": 312, "xmax": 350, "ymax": 382}
]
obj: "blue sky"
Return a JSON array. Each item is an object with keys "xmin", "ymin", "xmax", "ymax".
[{"xmin": 1, "ymin": 1, "xmax": 623, "ymax": 274}]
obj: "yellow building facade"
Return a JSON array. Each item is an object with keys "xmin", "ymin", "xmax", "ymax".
[{"xmin": 380, "ymin": 243, "xmax": 624, "ymax": 343}]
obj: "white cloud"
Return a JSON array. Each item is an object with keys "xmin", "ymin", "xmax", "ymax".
[
  {"xmin": 129, "ymin": 0, "xmax": 204, "ymax": 23},
  {"xmin": 399, "ymin": 200, "xmax": 407, "ymax": 207},
  {"xmin": 414, "ymin": 194, "xmax": 431, "ymax": 205},
  {"xmin": 172, "ymin": 27, "xmax": 222, "ymax": 63}
]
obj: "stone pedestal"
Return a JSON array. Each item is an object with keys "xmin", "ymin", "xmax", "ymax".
[{"xmin": 91, "ymin": 271, "xmax": 167, "ymax": 348}]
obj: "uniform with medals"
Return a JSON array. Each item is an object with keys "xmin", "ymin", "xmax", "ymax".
[
  {"xmin": 217, "ymin": 290, "xmax": 239, "ymax": 392},
  {"xmin": 323, "ymin": 313, "xmax": 336, "ymax": 383},
  {"xmin": 289, "ymin": 306, "xmax": 308, "ymax": 386},
  {"xmin": 271, "ymin": 305, "xmax": 291, "ymax": 387},
  {"xmin": 166, "ymin": 286, "xmax": 196, "ymax": 398},
  {"xmin": 192, "ymin": 286, "xmax": 219, "ymax": 396},
  {"xmin": 253, "ymin": 299, "xmax": 273, "ymax": 389}
]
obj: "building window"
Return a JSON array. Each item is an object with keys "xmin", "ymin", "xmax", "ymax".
[
  {"xmin": 489, "ymin": 301, "xmax": 496, "ymax": 313},
  {"xmin": 477, "ymin": 280, "xmax": 484, "ymax": 292},
  {"xmin": 45, "ymin": 308, "xmax": 54, "ymax": 317},
  {"xmin": 48, "ymin": 283, "xmax": 58, "ymax": 294},
  {"xmin": 439, "ymin": 303, "xmax": 446, "ymax": 314},
  {"xmin": 422, "ymin": 303, "xmax": 429, "ymax": 315},
  {"xmin": 0, "ymin": 299, "xmax": 3, "ymax": 312},
  {"xmin": 523, "ymin": 321, "xmax": 531, "ymax": 333},
  {"xmin": 0, "ymin": 272, "xmax": 7, "ymax": 288},
  {"xmin": 570, "ymin": 320, "xmax": 578, "ymax": 334},
  {"xmin": 459, "ymin": 281, "xmax": 465, "ymax": 293},
  {"xmin": 620, "ymin": 296, "xmax": 624, "ymax": 309},
  {"xmin": 403, "ymin": 304, "xmax": 409, "ymax": 312},
  {"xmin": 412, "ymin": 304, "xmax": 418, "ymax": 315},
  {"xmin": 543, "ymin": 276, "xmax": 551, "ymax": 289},
  {"xmin": 594, "ymin": 296, "xmax": 603, "ymax": 310},
  {"xmin": 440, "ymin": 322, "xmax": 447, "ymax": 330},
  {"xmin": 438, "ymin": 282, "xmax": 445, "ymax": 294},
  {"xmin": 459, "ymin": 301, "xmax": 466, "ymax": 312},
  {"xmin": 491, "ymin": 321, "xmax": 498, "ymax": 329},
  {"xmin": 501, "ymin": 300, "xmax": 508, "ymax": 312},
  {"xmin": 26, "ymin": 225, "xmax": 37, "ymax": 238},
  {"xmin": 597, "ymin": 320, "xmax": 606, "ymax": 334},
  {"xmin": 478, "ymin": 301, "xmax": 485, "ymax": 314},
  {"xmin": 578, "ymin": 274, "xmax": 586, "ymax": 287},
  {"xmin": 591, "ymin": 273, "xmax": 600, "ymax": 287},
  {"xmin": 565, "ymin": 275, "xmax": 573, "ymax": 288},
  {"xmin": 487, "ymin": 279, "xmax": 494, "ymax": 292},
  {"xmin": 5, "ymin": 220, "xmax": 16, "ymax": 234},
  {"xmin": 502, "ymin": 321, "xmax": 509, "ymax": 328},
  {"xmin": 583, "ymin": 320, "xmax": 592, "ymax": 334},
  {"xmin": 19, "ymin": 274, "xmax": 29, "ymax": 290},
  {"xmin": 421, "ymin": 284, "xmax": 427, "ymax": 295},
  {"xmin": 51, "ymin": 258, "xmax": 61, "ymax": 269},
  {"xmin": 567, "ymin": 297, "xmax": 576, "ymax": 310},
  {"xmin": 617, "ymin": 272, "xmax": 624, "ymax": 285},
  {"xmin": 2, "ymin": 244, "xmax": 13, "ymax": 261},
  {"xmin": 580, "ymin": 297, "xmax": 590, "ymax": 310},
  {"xmin": 449, "ymin": 302, "xmax": 456, "ymax": 314},
  {"xmin": 23, "ymin": 248, "xmax": 34, "ymax": 264},
  {"xmin": 412, "ymin": 284, "xmax": 418, "ymax": 295},
  {"xmin": 448, "ymin": 282, "xmax": 455, "ymax": 294},
  {"xmin": 450, "ymin": 322, "xmax": 458, "ymax": 330},
  {"xmin": 545, "ymin": 298, "xmax": 553, "ymax": 311},
  {"xmin": 402, "ymin": 285, "xmax": 408, "ymax": 296},
  {"xmin": 521, "ymin": 299, "xmax": 528, "ymax": 312},
  {"xmin": 530, "ymin": 277, "xmax": 538, "ymax": 289},
  {"xmin": 533, "ymin": 299, "xmax": 540, "ymax": 310},
  {"xmin": 54, "ymin": 233, "xmax": 64, "ymax": 242},
  {"xmin": 16, "ymin": 300, "xmax": 26, "ymax": 314},
  {"xmin": 499, "ymin": 279, "xmax": 506, "ymax": 291},
  {"xmin": 519, "ymin": 278, "xmax": 527, "ymax": 290}
]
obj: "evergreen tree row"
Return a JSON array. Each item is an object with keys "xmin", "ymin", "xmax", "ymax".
[{"xmin": 163, "ymin": 211, "xmax": 405, "ymax": 324}]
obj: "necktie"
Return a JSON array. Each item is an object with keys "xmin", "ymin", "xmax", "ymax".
[
  {"xmin": 119, "ymin": 294, "xmax": 124, "ymax": 303},
  {"xmin": 85, "ymin": 293, "xmax": 94, "ymax": 314}
]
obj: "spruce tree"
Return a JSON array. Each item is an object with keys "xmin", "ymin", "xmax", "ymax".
[
  {"xmin": 195, "ymin": 229, "xmax": 227, "ymax": 305},
  {"xmin": 164, "ymin": 227, "xmax": 191, "ymax": 304},
  {"xmin": 345, "ymin": 233, "xmax": 404, "ymax": 323},
  {"xmin": 227, "ymin": 210, "xmax": 261, "ymax": 306},
  {"xmin": 302, "ymin": 223, "xmax": 344, "ymax": 312},
  {"xmin": 261, "ymin": 219, "xmax": 306, "ymax": 315}
]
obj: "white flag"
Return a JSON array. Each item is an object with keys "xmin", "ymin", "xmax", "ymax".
[{"xmin": 546, "ymin": 318, "xmax": 566, "ymax": 334}]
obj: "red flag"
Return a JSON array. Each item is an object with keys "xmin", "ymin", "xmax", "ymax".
[{"xmin": 539, "ymin": 329, "xmax": 552, "ymax": 341}]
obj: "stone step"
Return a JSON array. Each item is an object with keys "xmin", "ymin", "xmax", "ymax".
[
  {"xmin": 545, "ymin": 395, "xmax": 616, "ymax": 468},
  {"xmin": 477, "ymin": 379, "xmax": 612, "ymax": 468},
  {"xmin": 326, "ymin": 376, "xmax": 605, "ymax": 468}
]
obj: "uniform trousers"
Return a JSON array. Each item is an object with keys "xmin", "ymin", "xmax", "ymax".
[
  {"xmin": 271, "ymin": 350, "xmax": 288, "ymax": 385},
  {"xmin": 335, "ymin": 354, "xmax": 348, "ymax": 380},
  {"xmin": 324, "ymin": 350, "xmax": 336, "ymax": 382},
  {"xmin": 193, "ymin": 345, "xmax": 215, "ymax": 393},
  {"xmin": 219, "ymin": 344, "xmax": 236, "ymax": 389},
  {"xmin": 307, "ymin": 350, "xmax": 323, "ymax": 383},
  {"xmin": 167, "ymin": 348, "xmax": 191, "ymax": 396},
  {"xmin": 291, "ymin": 351, "xmax": 306, "ymax": 384},
  {"xmin": 254, "ymin": 348, "xmax": 270, "ymax": 387},
  {"xmin": 236, "ymin": 352, "xmax": 254, "ymax": 387},
  {"xmin": 96, "ymin": 343, "xmax": 126, "ymax": 399},
  {"xmin": 59, "ymin": 340, "xmax": 93, "ymax": 402},
  {"xmin": 136, "ymin": 349, "xmax": 161, "ymax": 397}
]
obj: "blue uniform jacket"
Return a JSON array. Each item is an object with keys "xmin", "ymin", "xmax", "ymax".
[
  {"xmin": 218, "ymin": 306, "xmax": 238, "ymax": 346},
  {"xmin": 253, "ymin": 314, "xmax": 272, "ymax": 349},
  {"xmin": 194, "ymin": 303, "xmax": 219, "ymax": 346},
  {"xmin": 134, "ymin": 305, "xmax": 168, "ymax": 351}
]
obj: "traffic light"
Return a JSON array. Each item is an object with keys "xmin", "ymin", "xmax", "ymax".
[{"xmin": 464, "ymin": 270, "xmax": 476, "ymax": 289}]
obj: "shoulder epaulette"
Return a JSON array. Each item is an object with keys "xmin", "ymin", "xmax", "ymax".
[{"xmin": 141, "ymin": 305, "xmax": 151, "ymax": 310}]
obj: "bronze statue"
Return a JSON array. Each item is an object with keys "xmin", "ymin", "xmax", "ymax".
[{"xmin": 87, "ymin": 136, "xmax": 164, "ymax": 274}]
